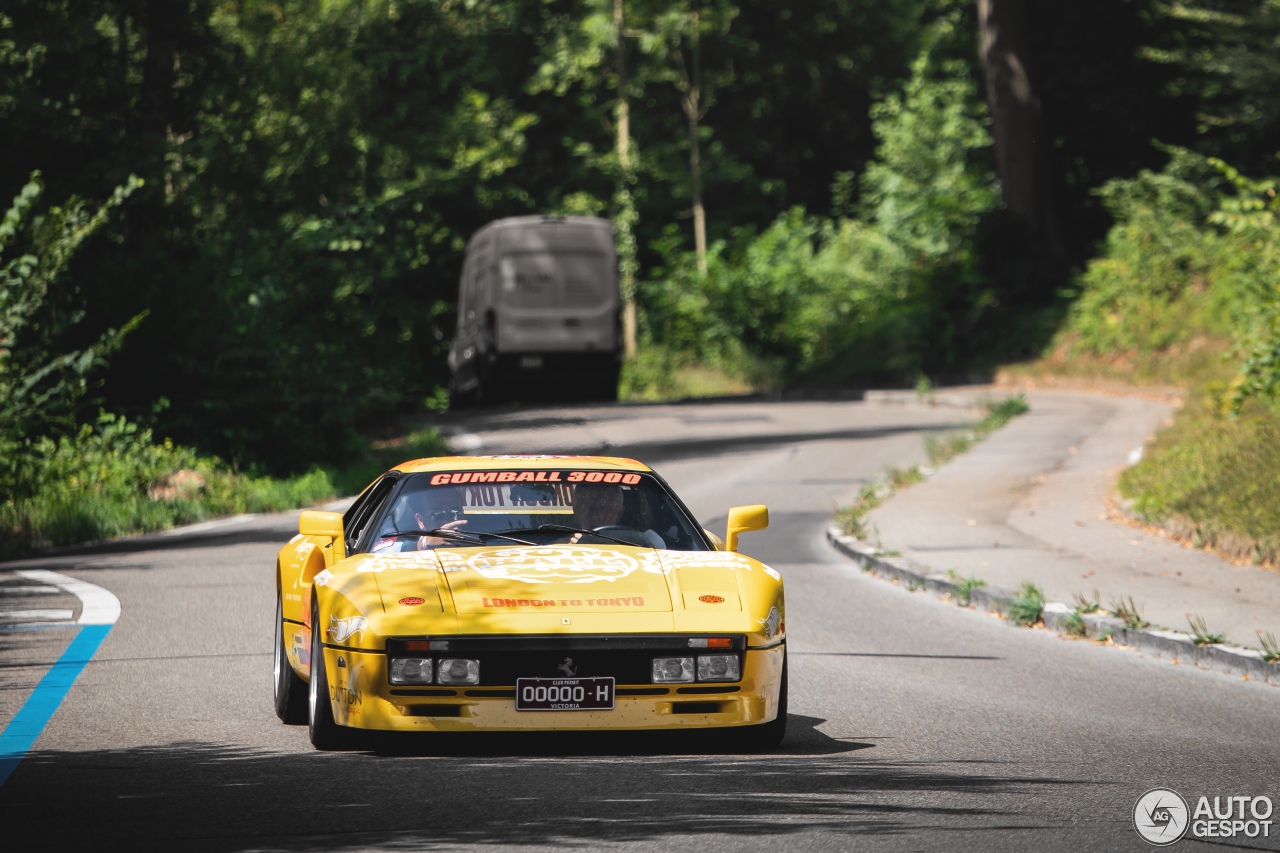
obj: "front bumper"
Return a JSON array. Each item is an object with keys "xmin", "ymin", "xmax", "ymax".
[{"xmin": 321, "ymin": 643, "xmax": 784, "ymax": 732}]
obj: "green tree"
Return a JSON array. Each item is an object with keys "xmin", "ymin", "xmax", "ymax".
[{"xmin": 0, "ymin": 172, "xmax": 143, "ymax": 494}]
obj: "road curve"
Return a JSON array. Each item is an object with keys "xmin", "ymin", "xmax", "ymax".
[{"xmin": 0, "ymin": 396, "xmax": 1276, "ymax": 852}]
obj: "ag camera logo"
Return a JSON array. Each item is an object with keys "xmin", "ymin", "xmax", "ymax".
[
  {"xmin": 1133, "ymin": 789, "xmax": 1189, "ymax": 846},
  {"xmin": 1133, "ymin": 789, "xmax": 1276, "ymax": 845}
]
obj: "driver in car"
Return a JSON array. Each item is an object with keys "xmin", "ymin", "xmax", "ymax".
[
  {"xmin": 373, "ymin": 486, "xmax": 470, "ymax": 552},
  {"xmin": 568, "ymin": 482, "xmax": 665, "ymax": 548}
]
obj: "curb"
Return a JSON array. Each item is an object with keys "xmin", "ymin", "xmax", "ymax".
[{"xmin": 825, "ymin": 526, "xmax": 1280, "ymax": 684}]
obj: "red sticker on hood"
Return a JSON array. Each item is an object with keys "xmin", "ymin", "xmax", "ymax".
[
  {"xmin": 398, "ymin": 597, "xmax": 426, "ymax": 606},
  {"xmin": 698, "ymin": 594, "xmax": 726, "ymax": 604}
]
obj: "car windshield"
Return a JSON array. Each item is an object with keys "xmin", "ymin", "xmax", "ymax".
[{"xmin": 368, "ymin": 468, "xmax": 710, "ymax": 553}]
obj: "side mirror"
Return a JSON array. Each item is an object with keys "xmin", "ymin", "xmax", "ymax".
[
  {"xmin": 725, "ymin": 505, "xmax": 768, "ymax": 552},
  {"xmin": 300, "ymin": 510, "xmax": 343, "ymax": 538}
]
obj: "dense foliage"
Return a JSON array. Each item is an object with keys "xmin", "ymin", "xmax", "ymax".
[
  {"xmin": 3, "ymin": 0, "xmax": 1280, "ymax": 481},
  {"xmin": 637, "ymin": 17, "xmax": 999, "ymax": 385}
]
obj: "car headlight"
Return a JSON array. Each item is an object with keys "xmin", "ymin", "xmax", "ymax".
[
  {"xmin": 652, "ymin": 657, "xmax": 695, "ymax": 683},
  {"xmin": 437, "ymin": 658, "xmax": 481, "ymax": 685},
  {"xmin": 696, "ymin": 654, "xmax": 740, "ymax": 682},
  {"xmin": 389, "ymin": 657, "xmax": 433, "ymax": 685}
]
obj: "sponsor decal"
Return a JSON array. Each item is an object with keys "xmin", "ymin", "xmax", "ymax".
[
  {"xmin": 480, "ymin": 596, "xmax": 646, "ymax": 608},
  {"xmin": 480, "ymin": 455, "xmax": 574, "ymax": 460},
  {"xmin": 468, "ymin": 547, "xmax": 641, "ymax": 584},
  {"xmin": 337, "ymin": 655, "xmax": 347, "ymax": 668},
  {"xmin": 314, "ymin": 569, "xmax": 332, "ymax": 587},
  {"xmin": 430, "ymin": 470, "xmax": 643, "ymax": 486},
  {"xmin": 327, "ymin": 614, "xmax": 368, "ymax": 644},
  {"xmin": 757, "ymin": 606, "xmax": 782, "ymax": 640},
  {"xmin": 698, "ymin": 594, "xmax": 726, "ymax": 604},
  {"xmin": 558, "ymin": 657, "xmax": 577, "ymax": 676},
  {"xmin": 285, "ymin": 593, "xmax": 302, "ymax": 602},
  {"xmin": 672, "ymin": 552, "xmax": 756, "ymax": 570},
  {"xmin": 330, "ymin": 662, "xmax": 363, "ymax": 707},
  {"xmin": 357, "ymin": 550, "xmax": 441, "ymax": 574},
  {"xmin": 290, "ymin": 634, "xmax": 309, "ymax": 667},
  {"xmin": 294, "ymin": 542, "xmax": 312, "ymax": 562},
  {"xmin": 398, "ymin": 596, "xmax": 426, "ymax": 606}
]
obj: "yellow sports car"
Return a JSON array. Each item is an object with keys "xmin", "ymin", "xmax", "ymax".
[{"xmin": 272, "ymin": 455, "xmax": 786, "ymax": 750}]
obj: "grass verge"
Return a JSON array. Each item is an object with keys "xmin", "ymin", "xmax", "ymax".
[
  {"xmin": 619, "ymin": 345, "xmax": 780, "ymax": 402},
  {"xmin": 0, "ymin": 417, "xmax": 449, "ymax": 558},
  {"xmin": 1118, "ymin": 391, "xmax": 1280, "ymax": 568},
  {"xmin": 1005, "ymin": 338, "xmax": 1280, "ymax": 571}
]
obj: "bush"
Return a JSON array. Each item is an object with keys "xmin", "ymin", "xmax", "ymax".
[
  {"xmin": 0, "ymin": 411, "xmax": 450, "ymax": 556},
  {"xmin": 0, "ymin": 412, "xmax": 337, "ymax": 554}
]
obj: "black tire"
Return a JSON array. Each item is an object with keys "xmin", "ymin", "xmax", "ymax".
[
  {"xmin": 595, "ymin": 370, "xmax": 619, "ymax": 402},
  {"xmin": 739, "ymin": 651, "xmax": 787, "ymax": 751},
  {"xmin": 273, "ymin": 593, "xmax": 307, "ymax": 724},
  {"xmin": 308, "ymin": 600, "xmax": 353, "ymax": 750},
  {"xmin": 448, "ymin": 368, "xmax": 483, "ymax": 408}
]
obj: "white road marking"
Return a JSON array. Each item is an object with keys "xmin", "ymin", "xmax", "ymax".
[
  {"xmin": 0, "ymin": 610, "xmax": 75, "ymax": 622},
  {"xmin": 17, "ymin": 569, "xmax": 120, "ymax": 625},
  {"xmin": 0, "ymin": 586, "xmax": 62, "ymax": 596}
]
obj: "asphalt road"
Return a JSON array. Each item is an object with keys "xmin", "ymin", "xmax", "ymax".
[{"xmin": 1, "ymin": 396, "xmax": 1277, "ymax": 852}]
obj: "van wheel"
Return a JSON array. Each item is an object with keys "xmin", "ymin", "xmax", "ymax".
[
  {"xmin": 593, "ymin": 372, "xmax": 619, "ymax": 402},
  {"xmin": 448, "ymin": 379, "xmax": 479, "ymax": 409}
]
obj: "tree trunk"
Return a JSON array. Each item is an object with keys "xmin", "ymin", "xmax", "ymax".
[
  {"xmin": 139, "ymin": 0, "xmax": 181, "ymax": 143},
  {"xmin": 615, "ymin": 0, "xmax": 637, "ymax": 358},
  {"xmin": 977, "ymin": 0, "xmax": 1063, "ymax": 261},
  {"xmin": 685, "ymin": 13, "xmax": 706, "ymax": 273}
]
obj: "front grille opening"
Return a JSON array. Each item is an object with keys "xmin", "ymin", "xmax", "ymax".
[
  {"xmin": 401, "ymin": 704, "xmax": 464, "ymax": 717},
  {"xmin": 671, "ymin": 701, "xmax": 731, "ymax": 714},
  {"xmin": 616, "ymin": 687, "xmax": 670, "ymax": 696}
]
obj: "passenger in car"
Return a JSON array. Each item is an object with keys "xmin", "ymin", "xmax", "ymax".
[{"xmin": 569, "ymin": 482, "xmax": 665, "ymax": 548}]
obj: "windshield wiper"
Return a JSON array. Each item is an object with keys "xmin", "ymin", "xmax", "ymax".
[
  {"xmin": 497, "ymin": 524, "xmax": 649, "ymax": 549},
  {"xmin": 384, "ymin": 528, "xmax": 535, "ymax": 546}
]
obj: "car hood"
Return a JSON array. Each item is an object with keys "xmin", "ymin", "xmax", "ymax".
[
  {"xmin": 437, "ymin": 545, "xmax": 677, "ymax": 614},
  {"xmin": 333, "ymin": 545, "xmax": 780, "ymax": 642}
]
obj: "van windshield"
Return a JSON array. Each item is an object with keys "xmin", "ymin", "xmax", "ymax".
[{"xmin": 500, "ymin": 253, "xmax": 611, "ymax": 307}]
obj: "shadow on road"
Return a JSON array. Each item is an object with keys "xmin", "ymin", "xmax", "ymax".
[
  {"xmin": 2, "ymin": 714, "xmax": 1087, "ymax": 851},
  {"xmin": 0, "ymin": 525, "xmax": 298, "ymax": 569}
]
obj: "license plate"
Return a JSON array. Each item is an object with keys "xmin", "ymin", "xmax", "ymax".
[
  {"xmin": 519, "ymin": 356, "xmax": 544, "ymax": 369},
  {"xmin": 516, "ymin": 677, "xmax": 614, "ymax": 711}
]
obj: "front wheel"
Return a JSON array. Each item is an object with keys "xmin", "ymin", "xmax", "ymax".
[
  {"xmin": 308, "ymin": 600, "xmax": 354, "ymax": 750},
  {"xmin": 273, "ymin": 593, "xmax": 307, "ymax": 724}
]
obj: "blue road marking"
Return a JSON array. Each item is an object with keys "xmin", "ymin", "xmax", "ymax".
[{"xmin": 0, "ymin": 624, "xmax": 112, "ymax": 788}]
